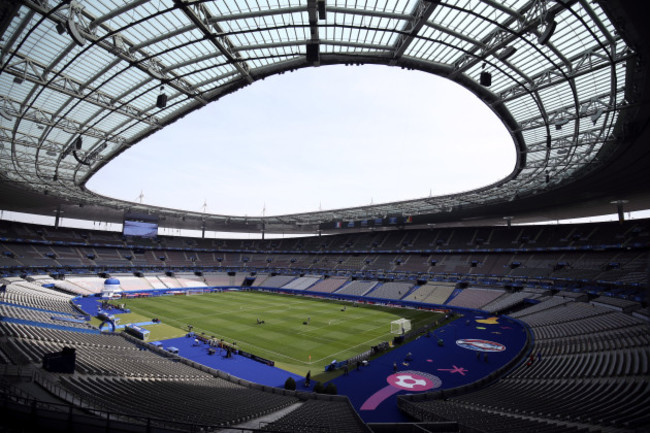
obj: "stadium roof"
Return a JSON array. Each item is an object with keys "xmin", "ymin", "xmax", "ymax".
[{"xmin": 1, "ymin": 0, "xmax": 649, "ymax": 234}]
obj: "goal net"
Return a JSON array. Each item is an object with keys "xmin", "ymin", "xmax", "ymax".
[
  {"xmin": 390, "ymin": 318, "xmax": 411, "ymax": 335},
  {"xmin": 186, "ymin": 288, "xmax": 204, "ymax": 296}
]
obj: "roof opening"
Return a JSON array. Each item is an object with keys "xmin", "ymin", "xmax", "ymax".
[{"xmin": 87, "ymin": 65, "xmax": 516, "ymax": 216}]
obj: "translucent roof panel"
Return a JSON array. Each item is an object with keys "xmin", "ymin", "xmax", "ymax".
[{"xmin": 0, "ymin": 0, "xmax": 637, "ymax": 231}]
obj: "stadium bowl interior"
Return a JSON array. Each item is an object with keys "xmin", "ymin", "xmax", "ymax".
[{"xmin": 0, "ymin": 1, "xmax": 649, "ymax": 432}]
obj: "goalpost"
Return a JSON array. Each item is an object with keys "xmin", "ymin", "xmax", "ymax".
[
  {"xmin": 186, "ymin": 288, "xmax": 204, "ymax": 296},
  {"xmin": 390, "ymin": 318, "xmax": 411, "ymax": 335}
]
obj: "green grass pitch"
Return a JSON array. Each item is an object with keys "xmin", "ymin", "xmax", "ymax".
[{"xmin": 118, "ymin": 290, "xmax": 442, "ymax": 377}]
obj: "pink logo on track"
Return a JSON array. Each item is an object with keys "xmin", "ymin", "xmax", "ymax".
[
  {"xmin": 456, "ymin": 338, "xmax": 506, "ymax": 352},
  {"xmin": 361, "ymin": 371, "xmax": 441, "ymax": 411},
  {"xmin": 386, "ymin": 372, "xmax": 440, "ymax": 391}
]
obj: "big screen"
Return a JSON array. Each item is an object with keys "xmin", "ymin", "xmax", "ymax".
[{"xmin": 123, "ymin": 214, "xmax": 158, "ymax": 238}]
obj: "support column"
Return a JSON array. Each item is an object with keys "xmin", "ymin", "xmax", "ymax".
[
  {"xmin": 611, "ymin": 200, "xmax": 628, "ymax": 224},
  {"xmin": 54, "ymin": 205, "xmax": 62, "ymax": 228}
]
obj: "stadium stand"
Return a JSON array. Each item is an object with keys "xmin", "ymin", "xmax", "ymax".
[
  {"xmin": 251, "ymin": 274, "xmax": 270, "ymax": 287},
  {"xmin": 157, "ymin": 274, "xmax": 182, "ymax": 289},
  {"xmin": 173, "ymin": 273, "xmax": 208, "ymax": 288},
  {"xmin": 445, "ymin": 287, "xmax": 506, "ymax": 309},
  {"xmin": 58, "ymin": 375, "xmax": 297, "ymax": 427},
  {"xmin": 202, "ymin": 272, "xmax": 231, "ymax": 287},
  {"xmin": 399, "ymin": 298, "xmax": 650, "ymax": 432},
  {"xmin": 0, "ymin": 304, "xmax": 89, "ymax": 330},
  {"xmin": 233, "ymin": 272, "xmax": 248, "ymax": 286},
  {"xmin": 3, "ymin": 219, "xmax": 646, "ymax": 292},
  {"xmin": 306, "ymin": 276, "xmax": 350, "ymax": 293},
  {"xmin": 144, "ymin": 275, "xmax": 168, "ymax": 290},
  {"xmin": 109, "ymin": 275, "xmax": 155, "ymax": 291},
  {"xmin": 591, "ymin": 295, "xmax": 642, "ymax": 313},
  {"xmin": 1, "ymin": 218, "xmax": 649, "ymax": 433},
  {"xmin": 1, "ymin": 282, "xmax": 79, "ymax": 316},
  {"xmin": 264, "ymin": 399, "xmax": 370, "ymax": 433},
  {"xmin": 282, "ymin": 275, "xmax": 320, "ymax": 290},
  {"xmin": 365, "ymin": 281, "xmax": 414, "ymax": 300},
  {"xmin": 336, "ymin": 280, "xmax": 378, "ymax": 297},
  {"xmin": 403, "ymin": 282, "xmax": 457, "ymax": 305},
  {"xmin": 481, "ymin": 290, "xmax": 544, "ymax": 314},
  {"xmin": 259, "ymin": 275, "xmax": 296, "ymax": 288}
]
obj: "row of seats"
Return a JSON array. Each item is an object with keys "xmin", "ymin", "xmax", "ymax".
[
  {"xmin": 10, "ymin": 337, "xmax": 212, "ymax": 379},
  {"xmin": 445, "ymin": 288, "xmax": 505, "ymax": 309},
  {"xmin": 0, "ymin": 322, "xmax": 135, "ymax": 348},
  {"xmin": 0, "ymin": 304, "xmax": 91, "ymax": 330},
  {"xmin": 398, "ymin": 398, "xmax": 589, "ymax": 433},
  {"xmin": 3, "ymin": 248, "xmax": 646, "ymax": 286},
  {"xmin": 265, "ymin": 399, "xmax": 368, "ymax": 433},
  {"xmin": 399, "ymin": 297, "xmax": 650, "ymax": 431},
  {"xmin": 2, "ymin": 219, "xmax": 647, "ymax": 252},
  {"xmin": 0, "ymin": 281, "xmax": 369, "ymax": 432},
  {"xmin": 481, "ymin": 290, "xmax": 543, "ymax": 313},
  {"xmin": 59, "ymin": 375, "xmax": 297, "ymax": 427},
  {"xmin": 366, "ymin": 282, "xmax": 414, "ymax": 300}
]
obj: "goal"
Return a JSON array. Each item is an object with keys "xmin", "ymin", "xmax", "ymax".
[
  {"xmin": 186, "ymin": 288, "xmax": 204, "ymax": 296},
  {"xmin": 390, "ymin": 318, "xmax": 411, "ymax": 335}
]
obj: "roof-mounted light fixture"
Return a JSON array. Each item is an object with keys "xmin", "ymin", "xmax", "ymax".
[
  {"xmin": 156, "ymin": 85, "xmax": 167, "ymax": 109},
  {"xmin": 318, "ymin": 0, "xmax": 326, "ymax": 20},
  {"xmin": 479, "ymin": 62, "xmax": 491, "ymax": 87},
  {"xmin": 306, "ymin": 43, "xmax": 319, "ymax": 63}
]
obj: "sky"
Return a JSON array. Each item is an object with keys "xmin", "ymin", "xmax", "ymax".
[{"xmin": 86, "ymin": 64, "xmax": 516, "ymax": 217}]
